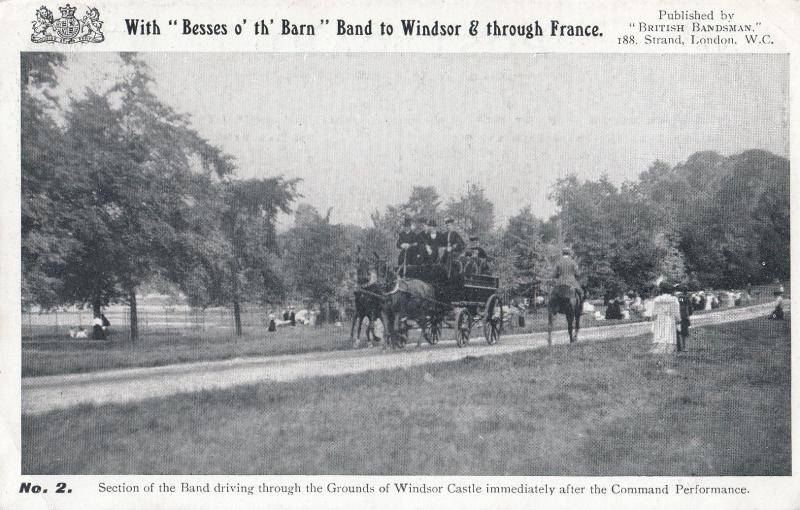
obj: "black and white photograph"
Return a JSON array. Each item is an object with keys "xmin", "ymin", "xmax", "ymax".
[{"xmin": 18, "ymin": 51, "xmax": 790, "ymax": 480}]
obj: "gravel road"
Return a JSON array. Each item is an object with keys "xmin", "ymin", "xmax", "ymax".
[{"xmin": 21, "ymin": 302, "xmax": 782, "ymax": 415}]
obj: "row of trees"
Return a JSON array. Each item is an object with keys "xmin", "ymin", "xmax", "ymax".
[
  {"xmin": 22, "ymin": 53, "xmax": 298, "ymax": 338},
  {"xmin": 22, "ymin": 52, "xmax": 790, "ymax": 340}
]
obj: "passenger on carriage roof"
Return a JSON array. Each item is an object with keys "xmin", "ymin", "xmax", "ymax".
[
  {"xmin": 396, "ymin": 217, "xmax": 417, "ymax": 266},
  {"xmin": 410, "ymin": 217, "xmax": 427, "ymax": 265},
  {"xmin": 423, "ymin": 218, "xmax": 442, "ymax": 264},
  {"xmin": 468, "ymin": 235, "xmax": 488, "ymax": 259},
  {"xmin": 441, "ymin": 217, "xmax": 465, "ymax": 264}
]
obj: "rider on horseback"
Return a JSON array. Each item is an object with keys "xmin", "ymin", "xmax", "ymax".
[{"xmin": 553, "ymin": 247, "xmax": 583, "ymax": 303}]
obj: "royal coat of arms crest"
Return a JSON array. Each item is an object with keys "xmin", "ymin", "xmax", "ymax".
[{"xmin": 31, "ymin": 4, "xmax": 104, "ymax": 43}]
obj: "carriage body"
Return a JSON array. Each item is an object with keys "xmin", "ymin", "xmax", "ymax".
[{"xmin": 387, "ymin": 263, "xmax": 504, "ymax": 347}]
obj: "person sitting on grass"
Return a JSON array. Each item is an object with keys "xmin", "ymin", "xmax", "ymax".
[{"xmin": 92, "ymin": 315, "xmax": 106, "ymax": 340}]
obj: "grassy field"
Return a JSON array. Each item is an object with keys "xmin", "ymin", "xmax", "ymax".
[
  {"xmin": 21, "ymin": 324, "xmax": 354, "ymax": 377},
  {"xmin": 22, "ymin": 315, "xmax": 790, "ymax": 475},
  {"xmin": 22, "ymin": 295, "xmax": 776, "ymax": 377}
]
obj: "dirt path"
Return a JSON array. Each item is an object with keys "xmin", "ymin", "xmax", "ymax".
[{"xmin": 21, "ymin": 302, "xmax": 782, "ymax": 414}]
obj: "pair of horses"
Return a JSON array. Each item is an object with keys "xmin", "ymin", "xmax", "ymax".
[
  {"xmin": 350, "ymin": 275, "xmax": 441, "ymax": 349},
  {"xmin": 352, "ymin": 274, "xmax": 585, "ymax": 348}
]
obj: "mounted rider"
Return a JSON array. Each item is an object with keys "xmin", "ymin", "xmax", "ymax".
[{"xmin": 553, "ymin": 247, "xmax": 583, "ymax": 302}]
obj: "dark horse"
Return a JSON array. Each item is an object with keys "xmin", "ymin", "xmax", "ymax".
[
  {"xmin": 350, "ymin": 280, "xmax": 385, "ymax": 348},
  {"xmin": 547, "ymin": 284, "xmax": 584, "ymax": 345},
  {"xmin": 382, "ymin": 277, "xmax": 438, "ymax": 348}
]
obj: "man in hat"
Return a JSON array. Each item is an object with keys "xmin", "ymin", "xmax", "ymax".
[
  {"xmin": 674, "ymin": 285, "xmax": 693, "ymax": 351},
  {"xmin": 409, "ymin": 218, "xmax": 427, "ymax": 265},
  {"xmin": 441, "ymin": 217, "xmax": 465, "ymax": 266},
  {"xmin": 422, "ymin": 219, "xmax": 442, "ymax": 264},
  {"xmin": 553, "ymin": 247, "xmax": 582, "ymax": 302},
  {"xmin": 396, "ymin": 217, "xmax": 417, "ymax": 267},
  {"xmin": 465, "ymin": 235, "xmax": 489, "ymax": 274}
]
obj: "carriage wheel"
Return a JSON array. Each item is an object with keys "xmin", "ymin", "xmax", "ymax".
[
  {"xmin": 366, "ymin": 317, "xmax": 384, "ymax": 346},
  {"xmin": 455, "ymin": 308, "xmax": 471, "ymax": 347},
  {"xmin": 483, "ymin": 294, "xmax": 503, "ymax": 345},
  {"xmin": 422, "ymin": 316, "xmax": 442, "ymax": 345}
]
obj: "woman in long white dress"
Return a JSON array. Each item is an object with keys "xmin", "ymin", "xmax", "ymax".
[{"xmin": 650, "ymin": 284, "xmax": 681, "ymax": 354}]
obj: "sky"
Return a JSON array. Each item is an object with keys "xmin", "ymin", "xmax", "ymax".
[{"xmin": 55, "ymin": 52, "xmax": 789, "ymax": 229}]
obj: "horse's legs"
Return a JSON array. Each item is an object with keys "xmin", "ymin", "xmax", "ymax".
[
  {"xmin": 547, "ymin": 306, "xmax": 554, "ymax": 346},
  {"xmin": 349, "ymin": 310, "xmax": 358, "ymax": 344},
  {"xmin": 393, "ymin": 312, "xmax": 401, "ymax": 348},
  {"xmin": 381, "ymin": 310, "xmax": 393, "ymax": 349},
  {"xmin": 566, "ymin": 309, "xmax": 574, "ymax": 343},
  {"xmin": 573, "ymin": 304, "xmax": 581, "ymax": 342}
]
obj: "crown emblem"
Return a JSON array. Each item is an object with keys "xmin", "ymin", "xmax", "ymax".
[
  {"xmin": 31, "ymin": 4, "xmax": 104, "ymax": 44},
  {"xmin": 58, "ymin": 4, "xmax": 76, "ymax": 17}
]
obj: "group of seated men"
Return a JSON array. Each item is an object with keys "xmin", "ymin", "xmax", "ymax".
[{"xmin": 396, "ymin": 217, "xmax": 488, "ymax": 277}]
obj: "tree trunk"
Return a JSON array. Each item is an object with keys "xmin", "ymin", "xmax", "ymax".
[
  {"xmin": 128, "ymin": 286, "xmax": 139, "ymax": 341},
  {"xmin": 92, "ymin": 293, "xmax": 102, "ymax": 318},
  {"xmin": 233, "ymin": 297, "xmax": 242, "ymax": 337},
  {"xmin": 231, "ymin": 265, "xmax": 242, "ymax": 336}
]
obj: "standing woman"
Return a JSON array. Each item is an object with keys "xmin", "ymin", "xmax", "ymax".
[{"xmin": 650, "ymin": 282, "xmax": 681, "ymax": 354}]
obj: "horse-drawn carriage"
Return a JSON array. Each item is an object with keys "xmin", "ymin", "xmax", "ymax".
[{"xmin": 351, "ymin": 260, "xmax": 505, "ymax": 349}]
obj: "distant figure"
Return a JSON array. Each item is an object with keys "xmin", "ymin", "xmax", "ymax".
[
  {"xmin": 676, "ymin": 287, "xmax": 693, "ymax": 352},
  {"xmin": 770, "ymin": 291, "xmax": 785, "ymax": 320},
  {"xmin": 92, "ymin": 315, "xmax": 106, "ymax": 340},
  {"xmin": 642, "ymin": 296, "xmax": 655, "ymax": 319},
  {"xmin": 605, "ymin": 298, "xmax": 623, "ymax": 320},
  {"xmin": 283, "ymin": 310, "xmax": 290, "ymax": 321},
  {"xmin": 650, "ymin": 283, "xmax": 680, "ymax": 354},
  {"xmin": 289, "ymin": 306, "xmax": 296, "ymax": 326},
  {"xmin": 423, "ymin": 219, "xmax": 442, "ymax": 264},
  {"xmin": 268, "ymin": 311, "xmax": 277, "ymax": 332},
  {"xmin": 704, "ymin": 291, "xmax": 713, "ymax": 311}
]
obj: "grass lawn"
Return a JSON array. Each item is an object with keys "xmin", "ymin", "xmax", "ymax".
[
  {"xmin": 22, "ymin": 315, "xmax": 790, "ymax": 475},
  {"xmin": 22, "ymin": 324, "xmax": 356, "ymax": 377},
  {"xmin": 22, "ymin": 296, "xmax": 775, "ymax": 377}
]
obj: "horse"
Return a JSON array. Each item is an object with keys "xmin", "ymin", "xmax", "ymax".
[
  {"xmin": 547, "ymin": 284, "xmax": 584, "ymax": 345},
  {"xmin": 381, "ymin": 277, "xmax": 438, "ymax": 348},
  {"xmin": 350, "ymin": 281, "xmax": 385, "ymax": 348}
]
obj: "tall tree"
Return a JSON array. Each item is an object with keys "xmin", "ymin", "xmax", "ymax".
[
  {"xmin": 21, "ymin": 53, "xmax": 70, "ymax": 310},
  {"xmin": 445, "ymin": 183, "xmax": 495, "ymax": 240},
  {"xmin": 221, "ymin": 178, "xmax": 299, "ymax": 335},
  {"xmin": 51, "ymin": 53, "xmax": 233, "ymax": 339},
  {"xmin": 284, "ymin": 205, "xmax": 349, "ymax": 319}
]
